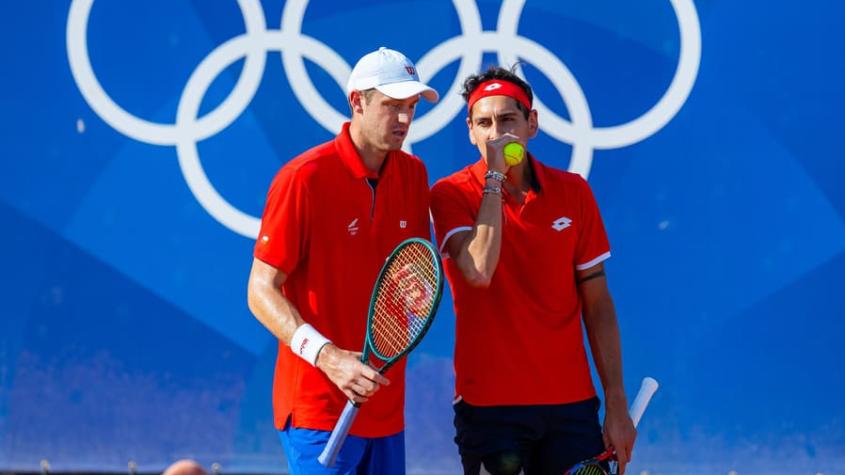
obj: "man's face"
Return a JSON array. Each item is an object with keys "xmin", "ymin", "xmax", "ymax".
[
  {"xmin": 467, "ymin": 95, "xmax": 538, "ymax": 160},
  {"xmin": 355, "ymin": 90, "xmax": 419, "ymax": 152}
]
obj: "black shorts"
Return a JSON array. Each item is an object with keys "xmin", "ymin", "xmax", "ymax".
[{"xmin": 453, "ymin": 397, "xmax": 606, "ymax": 475}]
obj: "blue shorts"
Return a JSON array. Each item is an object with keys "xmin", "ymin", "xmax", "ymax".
[{"xmin": 278, "ymin": 420, "xmax": 405, "ymax": 475}]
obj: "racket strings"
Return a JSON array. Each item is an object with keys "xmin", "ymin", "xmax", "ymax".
[
  {"xmin": 372, "ymin": 253, "xmax": 435, "ymax": 355},
  {"xmin": 569, "ymin": 465, "xmax": 608, "ymax": 475},
  {"xmin": 370, "ymin": 242, "xmax": 438, "ymax": 358}
]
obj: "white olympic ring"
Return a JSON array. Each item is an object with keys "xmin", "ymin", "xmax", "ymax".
[{"xmin": 66, "ymin": 0, "xmax": 701, "ymax": 239}]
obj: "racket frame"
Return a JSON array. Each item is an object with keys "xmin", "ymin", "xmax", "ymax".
[
  {"xmin": 361, "ymin": 237, "xmax": 444, "ymax": 371},
  {"xmin": 318, "ymin": 237, "xmax": 444, "ymax": 467}
]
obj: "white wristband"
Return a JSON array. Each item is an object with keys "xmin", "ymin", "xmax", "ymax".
[{"xmin": 289, "ymin": 323, "xmax": 332, "ymax": 367}]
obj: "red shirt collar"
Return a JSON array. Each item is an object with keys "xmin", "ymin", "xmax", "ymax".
[{"xmin": 334, "ymin": 122, "xmax": 384, "ymax": 180}]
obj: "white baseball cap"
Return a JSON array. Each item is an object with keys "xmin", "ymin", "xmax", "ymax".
[{"xmin": 346, "ymin": 47, "xmax": 439, "ymax": 103}]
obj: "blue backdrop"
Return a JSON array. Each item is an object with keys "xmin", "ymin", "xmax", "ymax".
[{"xmin": 1, "ymin": 1, "xmax": 843, "ymax": 474}]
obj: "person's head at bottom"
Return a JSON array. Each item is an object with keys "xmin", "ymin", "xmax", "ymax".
[{"xmin": 162, "ymin": 459, "xmax": 207, "ymax": 475}]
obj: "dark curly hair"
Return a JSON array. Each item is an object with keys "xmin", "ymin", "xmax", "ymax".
[{"xmin": 461, "ymin": 65, "xmax": 534, "ymax": 120}]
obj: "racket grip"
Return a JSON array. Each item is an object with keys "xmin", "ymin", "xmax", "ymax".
[
  {"xmin": 318, "ymin": 401, "xmax": 360, "ymax": 467},
  {"xmin": 629, "ymin": 376, "xmax": 659, "ymax": 427}
]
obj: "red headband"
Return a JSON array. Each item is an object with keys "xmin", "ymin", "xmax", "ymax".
[{"xmin": 467, "ymin": 79, "xmax": 532, "ymax": 113}]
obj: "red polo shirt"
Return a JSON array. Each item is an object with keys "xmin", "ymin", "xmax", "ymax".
[
  {"xmin": 430, "ymin": 157, "xmax": 610, "ymax": 406},
  {"xmin": 254, "ymin": 122, "xmax": 431, "ymax": 437}
]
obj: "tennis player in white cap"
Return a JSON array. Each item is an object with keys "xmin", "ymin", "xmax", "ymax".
[{"xmin": 247, "ymin": 47, "xmax": 438, "ymax": 474}]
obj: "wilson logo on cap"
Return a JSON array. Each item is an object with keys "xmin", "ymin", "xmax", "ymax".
[{"xmin": 405, "ymin": 66, "xmax": 416, "ymax": 75}]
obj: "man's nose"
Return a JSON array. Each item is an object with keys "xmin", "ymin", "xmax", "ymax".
[{"xmin": 488, "ymin": 121, "xmax": 505, "ymax": 141}]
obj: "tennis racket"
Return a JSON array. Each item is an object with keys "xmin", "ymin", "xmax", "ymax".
[
  {"xmin": 318, "ymin": 237, "xmax": 444, "ymax": 467},
  {"xmin": 563, "ymin": 377, "xmax": 659, "ymax": 475}
]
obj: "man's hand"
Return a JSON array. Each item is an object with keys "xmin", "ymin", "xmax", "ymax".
[
  {"xmin": 484, "ymin": 133, "xmax": 520, "ymax": 174},
  {"xmin": 603, "ymin": 397, "xmax": 637, "ymax": 475},
  {"xmin": 315, "ymin": 344, "xmax": 390, "ymax": 404}
]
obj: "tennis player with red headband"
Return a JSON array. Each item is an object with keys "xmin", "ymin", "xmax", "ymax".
[{"xmin": 430, "ymin": 66, "xmax": 637, "ymax": 474}]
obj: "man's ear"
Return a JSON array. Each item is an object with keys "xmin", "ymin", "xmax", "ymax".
[
  {"xmin": 349, "ymin": 90, "xmax": 364, "ymax": 114},
  {"xmin": 466, "ymin": 116, "xmax": 477, "ymax": 145},
  {"xmin": 528, "ymin": 109, "xmax": 539, "ymax": 138}
]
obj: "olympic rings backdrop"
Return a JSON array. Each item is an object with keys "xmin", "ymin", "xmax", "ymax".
[{"xmin": 1, "ymin": 1, "xmax": 844, "ymax": 473}]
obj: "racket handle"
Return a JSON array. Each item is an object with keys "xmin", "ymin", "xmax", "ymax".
[
  {"xmin": 629, "ymin": 376, "xmax": 659, "ymax": 427},
  {"xmin": 318, "ymin": 401, "xmax": 360, "ymax": 467}
]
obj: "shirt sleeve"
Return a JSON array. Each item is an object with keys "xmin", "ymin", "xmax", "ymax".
[
  {"xmin": 574, "ymin": 176, "xmax": 611, "ymax": 270},
  {"xmin": 253, "ymin": 165, "xmax": 309, "ymax": 275},
  {"xmin": 430, "ymin": 180, "xmax": 475, "ymax": 256}
]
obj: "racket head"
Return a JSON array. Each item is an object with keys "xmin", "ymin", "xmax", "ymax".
[
  {"xmin": 563, "ymin": 448, "xmax": 613, "ymax": 475},
  {"xmin": 564, "ymin": 461, "xmax": 611, "ymax": 475},
  {"xmin": 364, "ymin": 238, "xmax": 443, "ymax": 369}
]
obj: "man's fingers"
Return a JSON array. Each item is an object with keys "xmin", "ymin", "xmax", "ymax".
[
  {"xmin": 616, "ymin": 454, "xmax": 628, "ymax": 475},
  {"xmin": 359, "ymin": 379, "xmax": 378, "ymax": 394},
  {"xmin": 373, "ymin": 372, "xmax": 390, "ymax": 385},
  {"xmin": 322, "ymin": 347, "xmax": 389, "ymax": 403},
  {"xmin": 360, "ymin": 365, "xmax": 390, "ymax": 386},
  {"xmin": 348, "ymin": 382, "xmax": 370, "ymax": 397},
  {"xmin": 616, "ymin": 447, "xmax": 629, "ymax": 475},
  {"xmin": 350, "ymin": 378, "xmax": 381, "ymax": 397},
  {"xmin": 616, "ymin": 448, "xmax": 628, "ymax": 466},
  {"xmin": 612, "ymin": 433, "xmax": 634, "ymax": 475},
  {"xmin": 345, "ymin": 390, "xmax": 368, "ymax": 404},
  {"xmin": 488, "ymin": 133, "xmax": 518, "ymax": 148}
]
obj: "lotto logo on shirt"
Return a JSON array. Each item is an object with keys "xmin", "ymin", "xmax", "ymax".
[{"xmin": 552, "ymin": 216, "xmax": 572, "ymax": 231}]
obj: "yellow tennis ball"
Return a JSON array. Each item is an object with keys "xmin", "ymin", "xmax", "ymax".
[{"xmin": 503, "ymin": 142, "xmax": 525, "ymax": 166}]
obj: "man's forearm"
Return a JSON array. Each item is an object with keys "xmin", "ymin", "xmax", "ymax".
[
  {"xmin": 584, "ymin": 296, "xmax": 627, "ymax": 408},
  {"xmin": 454, "ymin": 188, "xmax": 503, "ymax": 286},
  {"xmin": 247, "ymin": 269, "xmax": 304, "ymax": 346}
]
